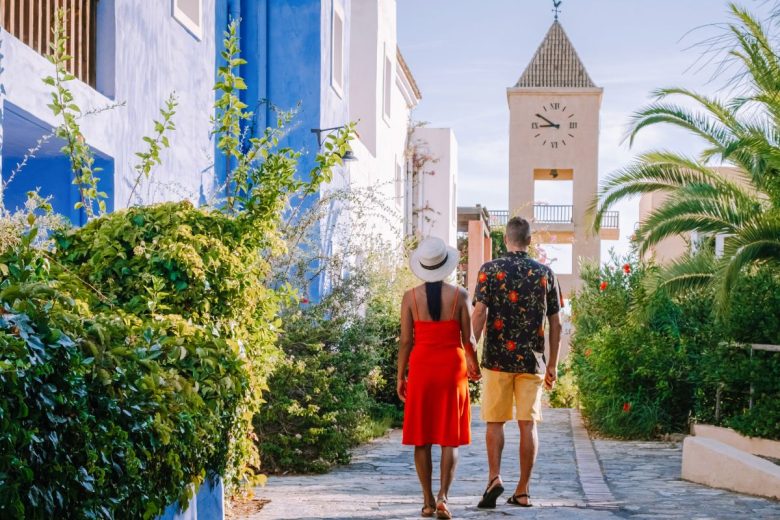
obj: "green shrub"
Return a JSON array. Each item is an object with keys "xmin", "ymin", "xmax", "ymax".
[
  {"xmin": 571, "ymin": 256, "xmax": 780, "ymax": 440},
  {"xmin": 53, "ymin": 201, "xmax": 284, "ymax": 489},
  {"xmin": 570, "ymin": 257, "xmax": 717, "ymax": 438},
  {"xmin": 256, "ymin": 296, "xmax": 399, "ymax": 474},
  {"xmin": 547, "ymin": 361, "xmax": 579, "ymax": 408},
  {"xmin": 0, "ymin": 228, "xmax": 248, "ymax": 518}
]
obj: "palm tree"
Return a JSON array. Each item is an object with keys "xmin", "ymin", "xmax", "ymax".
[{"xmin": 591, "ymin": 3, "xmax": 780, "ymax": 309}]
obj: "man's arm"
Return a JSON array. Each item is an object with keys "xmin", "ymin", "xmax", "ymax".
[
  {"xmin": 545, "ymin": 312, "xmax": 561, "ymax": 389},
  {"xmin": 472, "ymin": 301, "xmax": 488, "ymax": 345}
]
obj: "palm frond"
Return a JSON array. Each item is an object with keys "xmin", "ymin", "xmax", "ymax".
[
  {"xmin": 591, "ymin": 152, "xmax": 756, "ymax": 231},
  {"xmin": 626, "ymin": 101, "xmax": 735, "ymax": 150},
  {"xmin": 717, "ymin": 211, "xmax": 780, "ymax": 308},
  {"xmin": 644, "ymin": 250, "xmax": 717, "ymax": 297}
]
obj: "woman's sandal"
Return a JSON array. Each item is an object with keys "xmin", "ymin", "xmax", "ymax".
[
  {"xmin": 421, "ymin": 503, "xmax": 436, "ymax": 517},
  {"xmin": 507, "ymin": 493, "xmax": 533, "ymax": 507},
  {"xmin": 476, "ymin": 475, "xmax": 504, "ymax": 509},
  {"xmin": 435, "ymin": 497, "xmax": 452, "ymax": 519}
]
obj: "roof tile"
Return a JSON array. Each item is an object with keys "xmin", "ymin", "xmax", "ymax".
[{"xmin": 516, "ymin": 21, "xmax": 596, "ymax": 88}]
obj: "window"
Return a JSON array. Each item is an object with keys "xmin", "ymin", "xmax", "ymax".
[
  {"xmin": 395, "ymin": 159, "xmax": 403, "ymax": 204},
  {"xmin": 172, "ymin": 0, "xmax": 202, "ymax": 40},
  {"xmin": 383, "ymin": 47, "xmax": 392, "ymax": 122},
  {"xmin": 331, "ymin": 3, "xmax": 345, "ymax": 96}
]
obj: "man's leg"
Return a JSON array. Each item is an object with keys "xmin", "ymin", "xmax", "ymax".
[
  {"xmin": 514, "ymin": 420, "xmax": 538, "ymax": 505},
  {"xmin": 479, "ymin": 369, "xmax": 513, "ymax": 507},
  {"xmin": 486, "ymin": 422, "xmax": 505, "ymax": 483}
]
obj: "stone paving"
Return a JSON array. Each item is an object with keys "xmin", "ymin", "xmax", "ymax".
[{"xmin": 248, "ymin": 408, "xmax": 780, "ymax": 519}]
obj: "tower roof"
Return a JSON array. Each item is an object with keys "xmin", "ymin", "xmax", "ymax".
[{"xmin": 515, "ymin": 21, "xmax": 596, "ymax": 88}]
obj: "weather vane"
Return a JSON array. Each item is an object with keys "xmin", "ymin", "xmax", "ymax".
[{"xmin": 552, "ymin": 0, "xmax": 562, "ymax": 21}]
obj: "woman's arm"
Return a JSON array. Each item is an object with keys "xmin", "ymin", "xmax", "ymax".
[
  {"xmin": 458, "ymin": 288, "xmax": 481, "ymax": 381},
  {"xmin": 397, "ymin": 289, "xmax": 414, "ymax": 402}
]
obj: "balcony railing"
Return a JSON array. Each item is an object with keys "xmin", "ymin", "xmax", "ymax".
[
  {"xmin": 1, "ymin": 0, "xmax": 98, "ymax": 87},
  {"xmin": 601, "ymin": 210, "xmax": 620, "ymax": 230},
  {"xmin": 489, "ymin": 209, "xmax": 508, "ymax": 228},
  {"xmin": 488, "ymin": 206, "xmax": 620, "ymax": 230},
  {"xmin": 534, "ymin": 204, "xmax": 572, "ymax": 224}
]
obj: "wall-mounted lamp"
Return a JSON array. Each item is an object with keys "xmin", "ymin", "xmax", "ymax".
[
  {"xmin": 310, "ymin": 126, "xmax": 358, "ymax": 162},
  {"xmin": 550, "ymin": 168, "xmax": 559, "ymax": 179}
]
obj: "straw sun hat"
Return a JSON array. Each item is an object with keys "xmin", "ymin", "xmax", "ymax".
[{"xmin": 409, "ymin": 237, "xmax": 460, "ymax": 283}]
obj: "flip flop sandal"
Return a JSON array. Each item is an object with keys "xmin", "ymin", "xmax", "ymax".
[
  {"xmin": 507, "ymin": 493, "xmax": 533, "ymax": 507},
  {"xmin": 435, "ymin": 498, "xmax": 452, "ymax": 519},
  {"xmin": 421, "ymin": 503, "xmax": 436, "ymax": 517},
  {"xmin": 477, "ymin": 475, "xmax": 504, "ymax": 509}
]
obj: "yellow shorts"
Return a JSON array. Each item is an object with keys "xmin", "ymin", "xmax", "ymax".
[{"xmin": 480, "ymin": 369, "xmax": 544, "ymax": 423}]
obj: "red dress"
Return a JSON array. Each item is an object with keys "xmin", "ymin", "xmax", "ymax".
[{"xmin": 402, "ymin": 290, "xmax": 471, "ymax": 446}]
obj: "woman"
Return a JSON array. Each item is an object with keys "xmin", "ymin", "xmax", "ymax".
[{"xmin": 397, "ymin": 237, "xmax": 481, "ymax": 519}]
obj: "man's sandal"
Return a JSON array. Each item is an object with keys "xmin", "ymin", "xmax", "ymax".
[
  {"xmin": 421, "ymin": 503, "xmax": 436, "ymax": 517},
  {"xmin": 435, "ymin": 497, "xmax": 452, "ymax": 519},
  {"xmin": 477, "ymin": 475, "xmax": 504, "ymax": 509},
  {"xmin": 507, "ymin": 493, "xmax": 533, "ymax": 507}
]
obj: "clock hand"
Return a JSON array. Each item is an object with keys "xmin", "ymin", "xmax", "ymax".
[{"xmin": 535, "ymin": 114, "xmax": 560, "ymax": 128}]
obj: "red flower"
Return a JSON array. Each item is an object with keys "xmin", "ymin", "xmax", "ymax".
[
  {"xmin": 585, "ymin": 348, "xmax": 592, "ymax": 358},
  {"xmin": 478, "ymin": 272, "xmax": 488, "ymax": 283},
  {"xmin": 496, "ymin": 271, "xmax": 506, "ymax": 281},
  {"xmin": 508, "ymin": 291, "xmax": 519, "ymax": 303},
  {"xmin": 623, "ymin": 263, "xmax": 631, "ymax": 274},
  {"xmin": 493, "ymin": 319, "xmax": 504, "ymax": 331},
  {"xmin": 599, "ymin": 281, "xmax": 608, "ymax": 292},
  {"xmin": 506, "ymin": 340, "xmax": 517, "ymax": 351},
  {"xmin": 300, "ymin": 297, "xmax": 310, "ymax": 304},
  {"xmin": 541, "ymin": 276, "xmax": 548, "ymax": 289},
  {"xmin": 622, "ymin": 402, "xmax": 632, "ymax": 413}
]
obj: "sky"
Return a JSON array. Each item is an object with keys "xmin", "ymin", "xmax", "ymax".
[{"xmin": 396, "ymin": 0, "xmax": 773, "ymax": 263}]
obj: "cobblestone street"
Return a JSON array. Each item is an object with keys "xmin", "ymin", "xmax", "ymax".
[{"xmin": 248, "ymin": 408, "xmax": 780, "ymax": 519}]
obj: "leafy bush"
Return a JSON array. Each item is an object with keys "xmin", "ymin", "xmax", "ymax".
[
  {"xmin": 571, "ymin": 256, "xmax": 780, "ymax": 440},
  {"xmin": 256, "ymin": 295, "xmax": 402, "ymax": 474},
  {"xmin": 547, "ymin": 361, "xmax": 578, "ymax": 408},
  {"xmin": 0, "ymin": 225, "xmax": 248, "ymax": 518}
]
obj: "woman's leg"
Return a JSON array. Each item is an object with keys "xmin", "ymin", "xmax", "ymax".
[
  {"xmin": 438, "ymin": 446, "xmax": 459, "ymax": 501},
  {"xmin": 414, "ymin": 445, "xmax": 435, "ymax": 508}
]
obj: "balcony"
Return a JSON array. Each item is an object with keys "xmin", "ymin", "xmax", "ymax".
[
  {"xmin": 488, "ymin": 205, "xmax": 620, "ymax": 240},
  {"xmin": 1, "ymin": 0, "xmax": 98, "ymax": 87}
]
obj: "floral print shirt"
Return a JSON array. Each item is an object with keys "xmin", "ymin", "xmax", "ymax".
[{"xmin": 474, "ymin": 251, "xmax": 562, "ymax": 374}]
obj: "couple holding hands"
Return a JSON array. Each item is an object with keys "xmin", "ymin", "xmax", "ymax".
[{"xmin": 397, "ymin": 217, "xmax": 562, "ymax": 519}]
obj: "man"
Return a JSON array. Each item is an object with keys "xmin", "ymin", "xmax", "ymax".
[{"xmin": 471, "ymin": 216, "xmax": 562, "ymax": 508}]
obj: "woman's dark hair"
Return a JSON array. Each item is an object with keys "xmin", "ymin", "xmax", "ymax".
[{"xmin": 425, "ymin": 281, "xmax": 443, "ymax": 321}]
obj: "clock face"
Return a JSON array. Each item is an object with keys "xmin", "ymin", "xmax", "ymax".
[{"xmin": 530, "ymin": 102, "xmax": 578, "ymax": 149}]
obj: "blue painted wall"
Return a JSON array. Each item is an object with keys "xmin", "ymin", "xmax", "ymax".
[
  {"xmin": 216, "ymin": 0, "xmax": 328, "ymax": 299},
  {"xmin": 2, "ymin": 102, "xmax": 114, "ymax": 225}
]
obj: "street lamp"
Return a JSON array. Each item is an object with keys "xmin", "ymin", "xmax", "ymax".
[{"xmin": 310, "ymin": 126, "xmax": 357, "ymax": 162}]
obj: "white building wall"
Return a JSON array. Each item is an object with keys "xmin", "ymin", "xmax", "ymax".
[
  {"xmin": 346, "ymin": 0, "xmax": 416, "ymax": 251},
  {"xmin": 410, "ymin": 127, "xmax": 458, "ymax": 248}
]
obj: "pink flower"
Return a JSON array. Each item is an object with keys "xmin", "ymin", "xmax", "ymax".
[{"xmin": 300, "ymin": 297, "xmax": 310, "ymax": 304}]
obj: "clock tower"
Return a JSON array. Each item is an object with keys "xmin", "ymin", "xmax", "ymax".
[{"xmin": 507, "ymin": 19, "xmax": 616, "ymax": 296}]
